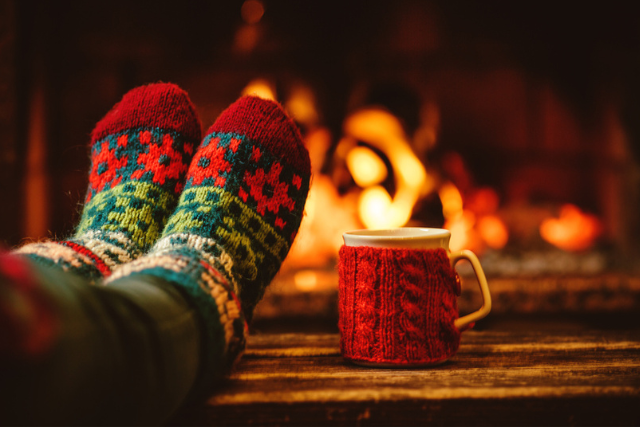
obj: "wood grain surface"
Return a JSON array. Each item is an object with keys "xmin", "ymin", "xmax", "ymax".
[{"xmin": 171, "ymin": 328, "xmax": 640, "ymax": 426}]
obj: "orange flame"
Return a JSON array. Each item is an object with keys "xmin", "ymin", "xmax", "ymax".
[
  {"xmin": 540, "ymin": 204, "xmax": 602, "ymax": 252},
  {"xmin": 477, "ymin": 215, "xmax": 509, "ymax": 249},
  {"xmin": 440, "ymin": 180, "xmax": 510, "ymax": 253},
  {"xmin": 343, "ymin": 108, "xmax": 431, "ymax": 229},
  {"xmin": 445, "ymin": 210, "xmax": 478, "ymax": 252},
  {"xmin": 241, "ymin": 79, "xmax": 276, "ymax": 100}
]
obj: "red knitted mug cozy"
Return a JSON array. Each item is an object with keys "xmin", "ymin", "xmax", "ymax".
[{"xmin": 338, "ymin": 245, "xmax": 462, "ymax": 365}]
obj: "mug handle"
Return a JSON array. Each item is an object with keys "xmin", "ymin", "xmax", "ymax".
[{"xmin": 449, "ymin": 250, "xmax": 492, "ymax": 330}]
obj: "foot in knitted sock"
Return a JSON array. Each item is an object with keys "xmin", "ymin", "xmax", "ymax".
[
  {"xmin": 107, "ymin": 96, "xmax": 311, "ymax": 385},
  {"xmin": 16, "ymin": 83, "xmax": 202, "ymax": 281}
]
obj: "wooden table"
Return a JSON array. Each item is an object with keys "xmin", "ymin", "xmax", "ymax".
[{"xmin": 171, "ymin": 316, "xmax": 640, "ymax": 426}]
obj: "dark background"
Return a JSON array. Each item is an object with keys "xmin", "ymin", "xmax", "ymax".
[{"xmin": 2, "ymin": 0, "xmax": 639, "ymax": 249}]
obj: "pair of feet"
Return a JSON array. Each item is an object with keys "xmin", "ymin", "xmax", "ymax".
[{"xmin": 15, "ymin": 82, "xmax": 311, "ymax": 362}]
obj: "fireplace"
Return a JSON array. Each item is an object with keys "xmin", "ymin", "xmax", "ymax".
[
  {"xmin": 254, "ymin": 66, "xmax": 640, "ymax": 323},
  {"xmin": 3, "ymin": 0, "xmax": 640, "ymax": 325}
]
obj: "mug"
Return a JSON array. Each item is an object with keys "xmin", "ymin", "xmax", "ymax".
[{"xmin": 338, "ymin": 227, "xmax": 491, "ymax": 367}]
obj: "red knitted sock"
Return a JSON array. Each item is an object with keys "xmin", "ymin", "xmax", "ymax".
[
  {"xmin": 339, "ymin": 246, "xmax": 462, "ymax": 365},
  {"xmin": 15, "ymin": 83, "xmax": 201, "ymax": 281}
]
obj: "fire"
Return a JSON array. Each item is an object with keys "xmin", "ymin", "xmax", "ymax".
[
  {"xmin": 358, "ymin": 185, "xmax": 401, "ymax": 229},
  {"xmin": 540, "ymin": 204, "xmax": 602, "ymax": 252},
  {"xmin": 236, "ymin": 78, "xmax": 611, "ymax": 297},
  {"xmin": 346, "ymin": 146, "xmax": 388, "ymax": 187},
  {"xmin": 440, "ymin": 179, "xmax": 509, "ymax": 253},
  {"xmin": 439, "ymin": 182, "xmax": 463, "ymax": 220},
  {"xmin": 342, "ymin": 108, "xmax": 432, "ymax": 229},
  {"xmin": 284, "ymin": 169, "xmax": 361, "ymax": 269},
  {"xmin": 446, "ymin": 210, "xmax": 479, "ymax": 252},
  {"xmin": 277, "ymin": 85, "xmax": 362, "ymax": 272},
  {"xmin": 285, "ymin": 84, "xmax": 320, "ymax": 127},
  {"xmin": 477, "ymin": 215, "xmax": 509, "ymax": 249}
]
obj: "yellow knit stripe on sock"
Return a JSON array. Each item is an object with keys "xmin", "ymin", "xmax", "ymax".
[
  {"xmin": 76, "ymin": 181, "xmax": 177, "ymax": 249},
  {"xmin": 164, "ymin": 186, "xmax": 289, "ymax": 262}
]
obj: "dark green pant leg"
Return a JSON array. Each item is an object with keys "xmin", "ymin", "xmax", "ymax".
[{"xmin": 3, "ymin": 263, "xmax": 202, "ymax": 426}]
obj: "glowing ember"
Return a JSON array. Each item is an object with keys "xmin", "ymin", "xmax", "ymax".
[{"xmin": 540, "ymin": 204, "xmax": 602, "ymax": 252}]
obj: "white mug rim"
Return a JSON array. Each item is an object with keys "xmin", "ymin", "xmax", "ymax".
[{"xmin": 343, "ymin": 227, "xmax": 451, "ymax": 241}]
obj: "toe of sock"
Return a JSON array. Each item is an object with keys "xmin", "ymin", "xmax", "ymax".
[
  {"xmin": 207, "ymin": 95, "xmax": 311, "ymax": 175},
  {"xmin": 92, "ymin": 82, "xmax": 202, "ymax": 143}
]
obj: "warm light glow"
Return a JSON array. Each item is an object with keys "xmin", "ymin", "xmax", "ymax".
[
  {"xmin": 346, "ymin": 146, "xmax": 388, "ymax": 187},
  {"xmin": 344, "ymin": 109, "xmax": 406, "ymax": 142},
  {"xmin": 294, "ymin": 270, "xmax": 318, "ymax": 291},
  {"xmin": 241, "ymin": 0, "xmax": 264, "ymax": 24},
  {"xmin": 25, "ymin": 81, "xmax": 49, "ymax": 239},
  {"xmin": 305, "ymin": 127, "xmax": 332, "ymax": 172},
  {"xmin": 478, "ymin": 215, "xmax": 509, "ymax": 249},
  {"xmin": 438, "ymin": 178, "xmax": 508, "ymax": 253},
  {"xmin": 445, "ymin": 210, "xmax": 477, "ymax": 252},
  {"xmin": 540, "ymin": 204, "xmax": 602, "ymax": 252},
  {"xmin": 281, "ymin": 174, "xmax": 362, "ymax": 271},
  {"xmin": 233, "ymin": 24, "xmax": 260, "ymax": 53},
  {"xmin": 241, "ymin": 79, "xmax": 276, "ymax": 100},
  {"xmin": 343, "ymin": 108, "xmax": 430, "ymax": 230},
  {"xmin": 335, "ymin": 137, "xmax": 355, "ymax": 160},
  {"xmin": 467, "ymin": 187, "xmax": 500, "ymax": 216},
  {"xmin": 359, "ymin": 186, "xmax": 394, "ymax": 229},
  {"xmin": 439, "ymin": 182, "xmax": 463, "ymax": 220},
  {"xmin": 285, "ymin": 85, "xmax": 319, "ymax": 127}
]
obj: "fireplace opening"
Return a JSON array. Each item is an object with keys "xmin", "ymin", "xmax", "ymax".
[{"xmin": 259, "ymin": 67, "xmax": 640, "ymax": 323}]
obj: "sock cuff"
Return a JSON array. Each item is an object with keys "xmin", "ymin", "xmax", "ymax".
[
  {"xmin": 206, "ymin": 96, "xmax": 311, "ymax": 175},
  {"xmin": 15, "ymin": 242, "xmax": 107, "ymax": 281},
  {"xmin": 57, "ymin": 241, "xmax": 112, "ymax": 277},
  {"xmin": 70, "ymin": 230, "xmax": 141, "ymax": 269},
  {"xmin": 151, "ymin": 233, "xmax": 239, "ymax": 294},
  {"xmin": 91, "ymin": 82, "xmax": 202, "ymax": 144}
]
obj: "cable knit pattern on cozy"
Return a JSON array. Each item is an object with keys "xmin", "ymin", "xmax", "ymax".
[
  {"xmin": 338, "ymin": 246, "xmax": 462, "ymax": 365},
  {"xmin": 16, "ymin": 83, "xmax": 201, "ymax": 280}
]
